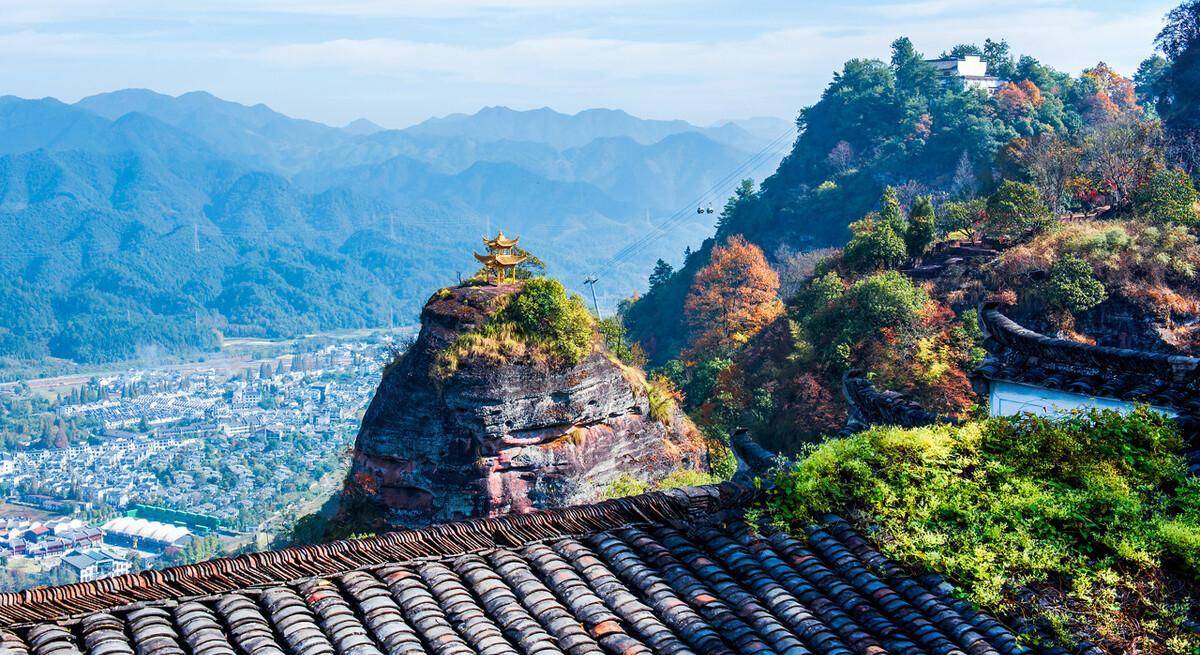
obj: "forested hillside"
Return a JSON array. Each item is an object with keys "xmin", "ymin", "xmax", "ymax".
[
  {"xmin": 0, "ymin": 91, "xmax": 786, "ymax": 365},
  {"xmin": 622, "ymin": 27, "xmax": 1200, "ymax": 449},
  {"xmin": 613, "ymin": 13, "xmax": 1200, "ymax": 650}
]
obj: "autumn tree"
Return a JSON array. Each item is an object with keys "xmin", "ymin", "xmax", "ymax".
[
  {"xmin": 1019, "ymin": 134, "xmax": 1084, "ymax": 213},
  {"xmin": 1083, "ymin": 115, "xmax": 1163, "ymax": 206},
  {"xmin": 1080, "ymin": 62, "xmax": 1140, "ymax": 122},
  {"xmin": 684, "ymin": 235, "xmax": 783, "ymax": 356},
  {"xmin": 995, "ymin": 80, "xmax": 1045, "ymax": 118}
]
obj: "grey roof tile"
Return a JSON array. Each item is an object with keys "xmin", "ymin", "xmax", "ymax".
[{"xmin": 0, "ymin": 483, "xmax": 1073, "ymax": 655}]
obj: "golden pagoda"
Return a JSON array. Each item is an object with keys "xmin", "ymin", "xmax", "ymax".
[{"xmin": 474, "ymin": 231, "xmax": 527, "ymax": 283}]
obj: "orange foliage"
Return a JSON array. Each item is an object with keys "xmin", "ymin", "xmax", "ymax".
[
  {"xmin": 996, "ymin": 80, "xmax": 1044, "ymax": 117},
  {"xmin": 1081, "ymin": 62, "xmax": 1139, "ymax": 122},
  {"xmin": 684, "ymin": 235, "xmax": 784, "ymax": 356}
]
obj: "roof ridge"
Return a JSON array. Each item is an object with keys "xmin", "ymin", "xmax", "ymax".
[
  {"xmin": 0, "ymin": 483, "xmax": 753, "ymax": 626},
  {"xmin": 978, "ymin": 302, "xmax": 1200, "ymax": 382}
]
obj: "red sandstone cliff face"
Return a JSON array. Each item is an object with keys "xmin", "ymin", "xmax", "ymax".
[{"xmin": 341, "ymin": 283, "xmax": 708, "ymax": 528}]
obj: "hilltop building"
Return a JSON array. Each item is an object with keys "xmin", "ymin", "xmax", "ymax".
[
  {"xmin": 473, "ymin": 231, "xmax": 527, "ymax": 283},
  {"xmin": 926, "ymin": 55, "xmax": 1002, "ymax": 92}
]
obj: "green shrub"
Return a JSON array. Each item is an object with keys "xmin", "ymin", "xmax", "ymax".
[
  {"xmin": 435, "ymin": 278, "xmax": 595, "ymax": 378},
  {"xmin": 766, "ymin": 407, "xmax": 1197, "ymax": 644},
  {"xmin": 1043, "ymin": 254, "xmax": 1108, "ymax": 315},
  {"xmin": 600, "ymin": 474, "xmax": 648, "ymax": 499},
  {"xmin": 657, "ymin": 468, "xmax": 722, "ymax": 489},
  {"xmin": 843, "ymin": 215, "xmax": 908, "ymax": 271},
  {"xmin": 508, "ymin": 278, "xmax": 595, "ymax": 366},
  {"xmin": 1134, "ymin": 168, "xmax": 1198, "ymax": 227},
  {"xmin": 986, "ymin": 180, "xmax": 1050, "ymax": 241}
]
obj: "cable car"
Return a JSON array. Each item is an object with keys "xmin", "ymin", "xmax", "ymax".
[
  {"xmin": 697, "ymin": 206, "xmax": 705, "ymax": 214},
  {"xmin": 705, "ymin": 204, "xmax": 714, "ymax": 214}
]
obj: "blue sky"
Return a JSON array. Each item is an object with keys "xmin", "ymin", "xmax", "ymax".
[{"xmin": 0, "ymin": 0, "xmax": 1178, "ymax": 128}]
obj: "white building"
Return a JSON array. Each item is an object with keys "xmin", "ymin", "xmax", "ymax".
[
  {"xmin": 926, "ymin": 55, "xmax": 1001, "ymax": 92},
  {"xmin": 58, "ymin": 550, "xmax": 131, "ymax": 583}
]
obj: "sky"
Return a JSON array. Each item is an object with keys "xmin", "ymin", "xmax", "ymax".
[{"xmin": 0, "ymin": 0, "xmax": 1179, "ymax": 129}]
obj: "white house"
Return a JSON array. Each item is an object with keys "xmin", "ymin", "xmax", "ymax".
[{"xmin": 926, "ymin": 55, "xmax": 1001, "ymax": 92}]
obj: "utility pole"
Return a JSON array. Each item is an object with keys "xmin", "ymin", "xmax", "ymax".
[{"xmin": 583, "ymin": 276, "xmax": 602, "ymax": 320}]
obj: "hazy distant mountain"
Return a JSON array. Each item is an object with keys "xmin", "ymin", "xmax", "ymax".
[
  {"xmin": 406, "ymin": 105, "xmax": 770, "ymax": 151},
  {"xmin": 0, "ymin": 91, "xmax": 787, "ymax": 364},
  {"xmin": 710, "ymin": 116, "xmax": 795, "ymax": 143},
  {"xmin": 342, "ymin": 118, "xmax": 385, "ymax": 135}
]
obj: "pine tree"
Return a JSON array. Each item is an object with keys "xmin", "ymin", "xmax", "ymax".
[{"xmin": 906, "ymin": 196, "xmax": 937, "ymax": 257}]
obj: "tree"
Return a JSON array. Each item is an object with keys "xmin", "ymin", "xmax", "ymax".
[
  {"xmin": 1083, "ymin": 115, "xmax": 1163, "ymax": 206},
  {"xmin": 878, "ymin": 185, "xmax": 905, "ymax": 232},
  {"xmin": 891, "ymin": 37, "xmax": 939, "ymax": 98},
  {"xmin": 951, "ymin": 151, "xmax": 977, "ymax": 198},
  {"xmin": 684, "ymin": 236, "xmax": 783, "ymax": 356},
  {"xmin": 1133, "ymin": 168, "xmax": 1199, "ymax": 226},
  {"xmin": 508, "ymin": 278, "xmax": 595, "ymax": 366},
  {"xmin": 715, "ymin": 179, "xmax": 758, "ymax": 237},
  {"xmin": 1155, "ymin": 1, "xmax": 1200, "ymax": 170},
  {"xmin": 1043, "ymin": 255, "xmax": 1107, "ymax": 315},
  {"xmin": 843, "ymin": 214, "xmax": 908, "ymax": 271},
  {"xmin": 1134, "ymin": 55, "xmax": 1171, "ymax": 112},
  {"xmin": 983, "ymin": 38, "xmax": 1017, "ymax": 80},
  {"xmin": 906, "ymin": 196, "xmax": 936, "ymax": 257},
  {"xmin": 826, "ymin": 140, "xmax": 855, "ymax": 173},
  {"xmin": 647, "ymin": 259, "xmax": 674, "ymax": 291},
  {"xmin": 944, "ymin": 44, "xmax": 982, "ymax": 59},
  {"xmin": 985, "ymin": 180, "xmax": 1049, "ymax": 240},
  {"xmin": 995, "ymin": 80, "xmax": 1044, "ymax": 118},
  {"xmin": 1021, "ymin": 134, "xmax": 1083, "ymax": 213},
  {"xmin": 937, "ymin": 199, "xmax": 986, "ymax": 241},
  {"xmin": 1080, "ymin": 62, "xmax": 1140, "ymax": 122}
]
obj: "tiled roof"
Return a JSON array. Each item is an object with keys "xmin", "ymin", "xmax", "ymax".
[
  {"xmin": 0, "ymin": 483, "xmax": 1053, "ymax": 655},
  {"xmin": 841, "ymin": 371, "xmax": 958, "ymax": 434},
  {"xmin": 976, "ymin": 303, "xmax": 1200, "ymax": 430}
]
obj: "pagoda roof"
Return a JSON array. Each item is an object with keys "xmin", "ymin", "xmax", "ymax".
[
  {"xmin": 0, "ymin": 482, "xmax": 1039, "ymax": 654},
  {"xmin": 483, "ymin": 231, "xmax": 520, "ymax": 249},
  {"xmin": 474, "ymin": 251, "xmax": 527, "ymax": 267}
]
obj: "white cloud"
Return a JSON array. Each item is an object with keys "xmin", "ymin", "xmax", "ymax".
[{"xmin": 247, "ymin": 1, "xmax": 1171, "ymax": 123}]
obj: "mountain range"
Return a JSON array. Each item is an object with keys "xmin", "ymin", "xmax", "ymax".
[{"xmin": 0, "ymin": 89, "xmax": 792, "ymax": 364}]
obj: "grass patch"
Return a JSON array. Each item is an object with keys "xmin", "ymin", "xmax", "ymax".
[
  {"xmin": 765, "ymin": 407, "xmax": 1200, "ymax": 651},
  {"xmin": 646, "ymin": 374, "xmax": 681, "ymax": 425},
  {"xmin": 435, "ymin": 278, "xmax": 595, "ymax": 379}
]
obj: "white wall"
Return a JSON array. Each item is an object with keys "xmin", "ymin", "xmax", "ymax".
[{"xmin": 989, "ymin": 380, "xmax": 1176, "ymax": 418}]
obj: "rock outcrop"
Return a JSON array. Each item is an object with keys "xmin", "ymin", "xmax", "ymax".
[{"xmin": 342, "ymin": 282, "xmax": 708, "ymax": 528}]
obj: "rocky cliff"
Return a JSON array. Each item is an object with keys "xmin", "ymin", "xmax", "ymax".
[{"xmin": 341, "ymin": 282, "xmax": 708, "ymax": 529}]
